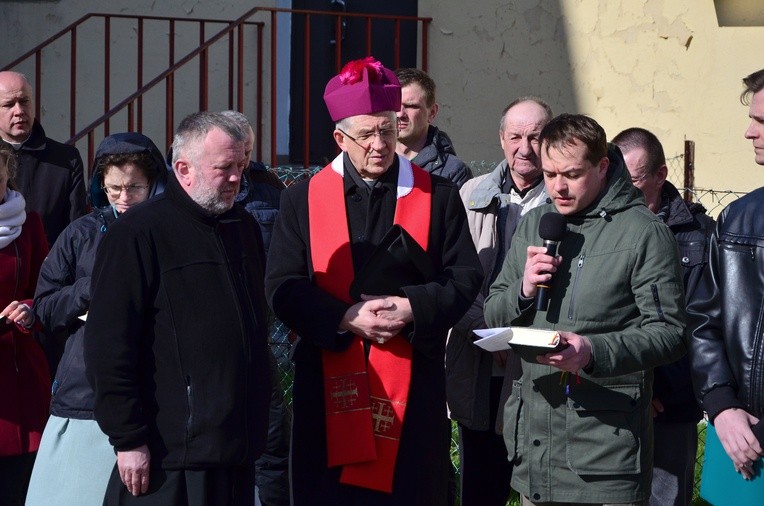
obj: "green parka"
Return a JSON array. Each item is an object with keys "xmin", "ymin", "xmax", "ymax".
[{"xmin": 484, "ymin": 145, "xmax": 686, "ymax": 503}]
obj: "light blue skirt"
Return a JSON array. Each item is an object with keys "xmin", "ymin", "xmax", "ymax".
[
  {"xmin": 25, "ymin": 416, "xmax": 116, "ymax": 506},
  {"xmin": 700, "ymin": 422, "xmax": 764, "ymax": 505}
]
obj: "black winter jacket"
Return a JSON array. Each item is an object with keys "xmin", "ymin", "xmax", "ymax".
[
  {"xmin": 688, "ymin": 186, "xmax": 764, "ymax": 443},
  {"xmin": 411, "ymin": 125, "xmax": 472, "ymax": 189},
  {"xmin": 34, "ymin": 132, "xmax": 169, "ymax": 419},
  {"xmin": 652, "ymin": 182, "xmax": 714, "ymax": 424},
  {"xmin": 35, "ymin": 208, "xmax": 116, "ymax": 419},
  {"xmin": 85, "ymin": 173, "xmax": 271, "ymax": 469},
  {"xmin": 11, "ymin": 120, "xmax": 87, "ymax": 246}
]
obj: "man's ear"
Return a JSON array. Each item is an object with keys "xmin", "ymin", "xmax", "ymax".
[
  {"xmin": 598, "ymin": 156, "xmax": 610, "ymax": 174},
  {"xmin": 333, "ymin": 129, "xmax": 348, "ymax": 152},
  {"xmin": 656, "ymin": 164, "xmax": 668, "ymax": 186},
  {"xmin": 428, "ymin": 102, "xmax": 439, "ymax": 123},
  {"xmin": 175, "ymin": 159, "xmax": 192, "ymax": 185}
]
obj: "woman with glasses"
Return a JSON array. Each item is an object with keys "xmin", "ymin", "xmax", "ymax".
[
  {"xmin": 25, "ymin": 132, "xmax": 167, "ymax": 506},
  {"xmin": 0, "ymin": 143, "xmax": 49, "ymax": 506}
]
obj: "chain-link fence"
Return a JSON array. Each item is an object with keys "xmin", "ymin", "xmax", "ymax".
[
  {"xmin": 266, "ymin": 161, "xmax": 744, "ymax": 506},
  {"xmin": 666, "ymin": 152, "xmax": 748, "ymax": 218}
]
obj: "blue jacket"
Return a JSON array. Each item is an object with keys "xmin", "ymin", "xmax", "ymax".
[
  {"xmin": 34, "ymin": 132, "xmax": 168, "ymax": 419},
  {"xmin": 235, "ymin": 161, "xmax": 285, "ymax": 256}
]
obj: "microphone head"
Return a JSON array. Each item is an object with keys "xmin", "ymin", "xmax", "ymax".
[{"xmin": 538, "ymin": 212, "xmax": 567, "ymax": 241}]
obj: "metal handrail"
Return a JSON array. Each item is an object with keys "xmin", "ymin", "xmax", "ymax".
[{"xmin": 3, "ymin": 7, "xmax": 431, "ymax": 168}]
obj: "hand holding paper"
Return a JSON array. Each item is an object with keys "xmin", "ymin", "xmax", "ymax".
[
  {"xmin": 536, "ymin": 330, "xmax": 592, "ymax": 372},
  {"xmin": 473, "ymin": 327, "xmax": 562, "ymax": 354}
]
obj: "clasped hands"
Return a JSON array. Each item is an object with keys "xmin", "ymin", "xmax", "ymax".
[
  {"xmin": 714, "ymin": 408, "xmax": 764, "ymax": 480},
  {"xmin": 340, "ymin": 295, "xmax": 413, "ymax": 344}
]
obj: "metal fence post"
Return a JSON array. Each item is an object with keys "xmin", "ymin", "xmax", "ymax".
[{"xmin": 684, "ymin": 139, "xmax": 695, "ymax": 202}]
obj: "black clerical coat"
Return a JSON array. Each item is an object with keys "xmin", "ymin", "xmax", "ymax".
[{"xmin": 265, "ymin": 154, "xmax": 482, "ymax": 505}]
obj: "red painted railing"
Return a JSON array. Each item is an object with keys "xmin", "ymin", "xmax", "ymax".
[{"xmin": 2, "ymin": 8, "xmax": 431, "ymax": 170}]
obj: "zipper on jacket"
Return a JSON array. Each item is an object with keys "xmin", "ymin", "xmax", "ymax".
[
  {"xmin": 568, "ymin": 254, "xmax": 585, "ymax": 320},
  {"xmin": 752, "ymin": 336, "xmax": 764, "ymax": 417},
  {"xmin": 650, "ymin": 284, "xmax": 666, "ymax": 322},
  {"xmin": 185, "ymin": 376, "xmax": 194, "ymax": 438}
]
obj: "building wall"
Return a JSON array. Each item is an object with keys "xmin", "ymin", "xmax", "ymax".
[
  {"xmin": 419, "ymin": 0, "xmax": 763, "ymax": 196},
  {"xmin": 2, "ymin": 1, "xmax": 762, "ymax": 195}
]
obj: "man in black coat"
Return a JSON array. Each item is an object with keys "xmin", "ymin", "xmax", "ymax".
[
  {"xmin": 265, "ymin": 57, "xmax": 482, "ymax": 506},
  {"xmin": 613, "ymin": 127, "xmax": 714, "ymax": 506},
  {"xmin": 688, "ymin": 69, "xmax": 764, "ymax": 497},
  {"xmin": 85, "ymin": 112, "xmax": 271, "ymax": 505},
  {"xmin": 0, "ymin": 71, "xmax": 87, "ymax": 246}
]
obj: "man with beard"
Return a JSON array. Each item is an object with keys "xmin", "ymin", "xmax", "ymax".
[
  {"xmin": 266, "ymin": 57, "xmax": 482, "ymax": 505},
  {"xmin": 84, "ymin": 111, "xmax": 271, "ymax": 505}
]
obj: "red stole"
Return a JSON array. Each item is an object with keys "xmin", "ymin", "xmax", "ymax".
[{"xmin": 307, "ymin": 156, "xmax": 432, "ymax": 493}]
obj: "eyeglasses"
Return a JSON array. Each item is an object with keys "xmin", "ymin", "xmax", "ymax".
[
  {"xmin": 338, "ymin": 126, "xmax": 398, "ymax": 148},
  {"xmin": 102, "ymin": 184, "xmax": 149, "ymax": 197},
  {"xmin": 629, "ymin": 173, "xmax": 650, "ymax": 184}
]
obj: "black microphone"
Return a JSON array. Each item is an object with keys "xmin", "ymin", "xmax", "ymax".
[{"xmin": 535, "ymin": 212, "xmax": 567, "ymax": 311}]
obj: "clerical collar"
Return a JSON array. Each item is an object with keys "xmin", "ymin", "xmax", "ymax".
[{"xmin": 343, "ymin": 152, "xmax": 399, "ymax": 192}]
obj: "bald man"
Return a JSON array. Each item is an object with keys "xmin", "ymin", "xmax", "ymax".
[{"xmin": 0, "ymin": 71, "xmax": 86, "ymax": 246}]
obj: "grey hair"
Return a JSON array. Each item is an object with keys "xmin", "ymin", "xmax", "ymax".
[
  {"xmin": 336, "ymin": 117, "xmax": 354, "ymax": 131},
  {"xmin": 220, "ymin": 110, "xmax": 251, "ymax": 131},
  {"xmin": 335, "ymin": 110, "xmax": 397, "ymax": 131},
  {"xmin": 499, "ymin": 96, "xmax": 553, "ymax": 132},
  {"xmin": 171, "ymin": 111, "xmax": 246, "ymax": 166}
]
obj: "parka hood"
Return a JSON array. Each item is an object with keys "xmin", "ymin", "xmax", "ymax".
[
  {"xmin": 89, "ymin": 132, "xmax": 169, "ymax": 208},
  {"xmin": 572, "ymin": 143, "xmax": 646, "ymax": 220},
  {"xmin": 428, "ymin": 125, "xmax": 457, "ymax": 157}
]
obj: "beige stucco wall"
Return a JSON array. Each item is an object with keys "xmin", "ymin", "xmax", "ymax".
[
  {"xmin": 420, "ymin": 0, "xmax": 763, "ymax": 203},
  {"xmin": 2, "ymin": 1, "xmax": 761, "ymax": 204}
]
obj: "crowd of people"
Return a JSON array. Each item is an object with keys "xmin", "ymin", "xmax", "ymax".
[{"xmin": 0, "ymin": 57, "xmax": 761, "ymax": 506}]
